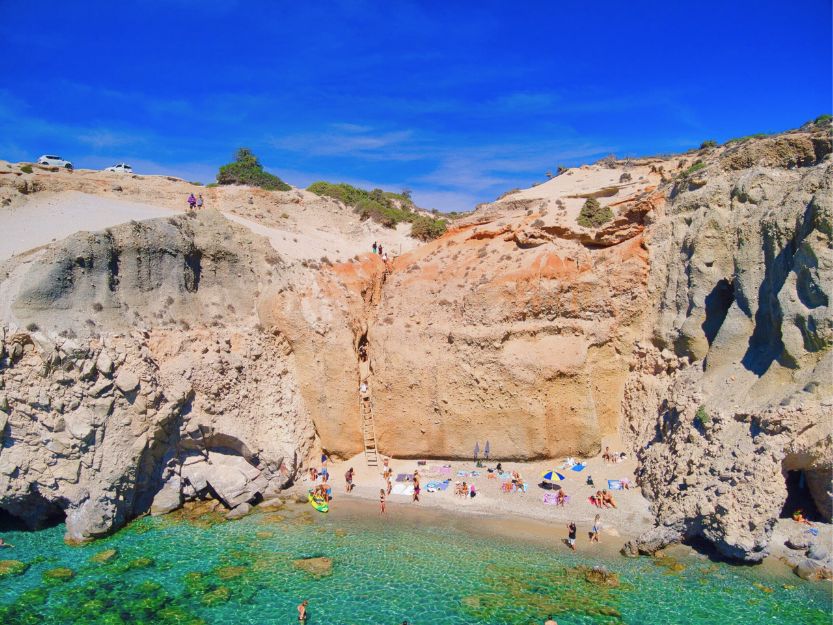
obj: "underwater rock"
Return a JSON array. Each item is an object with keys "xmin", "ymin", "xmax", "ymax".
[
  {"xmin": 583, "ymin": 566, "xmax": 620, "ymax": 587},
  {"xmin": 215, "ymin": 565, "xmax": 247, "ymax": 580},
  {"xmin": 89, "ymin": 548, "xmax": 118, "ymax": 563},
  {"xmin": 292, "ymin": 556, "xmax": 333, "ymax": 577},
  {"xmin": 43, "ymin": 567, "xmax": 75, "ymax": 581},
  {"xmin": 0, "ymin": 560, "xmax": 28, "ymax": 577},
  {"xmin": 201, "ymin": 586, "xmax": 231, "ymax": 606}
]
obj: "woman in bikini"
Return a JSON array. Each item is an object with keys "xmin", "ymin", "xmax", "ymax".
[
  {"xmin": 590, "ymin": 514, "xmax": 602, "ymax": 543},
  {"xmin": 380, "ymin": 488, "xmax": 387, "ymax": 514}
]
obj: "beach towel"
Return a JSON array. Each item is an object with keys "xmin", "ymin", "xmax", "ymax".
[
  {"xmin": 391, "ymin": 483, "xmax": 414, "ymax": 496},
  {"xmin": 805, "ymin": 528, "xmax": 819, "ymax": 536},
  {"xmin": 456, "ymin": 470, "xmax": 470, "ymax": 477},
  {"xmin": 395, "ymin": 473, "xmax": 413, "ymax": 483},
  {"xmin": 498, "ymin": 472, "xmax": 512, "ymax": 479},
  {"xmin": 417, "ymin": 460, "xmax": 427, "ymax": 465},
  {"xmin": 439, "ymin": 466, "xmax": 452, "ymax": 475},
  {"xmin": 570, "ymin": 463, "xmax": 586, "ymax": 472},
  {"xmin": 607, "ymin": 480, "xmax": 623, "ymax": 490},
  {"xmin": 543, "ymin": 493, "xmax": 558, "ymax": 505}
]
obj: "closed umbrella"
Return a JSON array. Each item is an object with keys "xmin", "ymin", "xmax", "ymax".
[
  {"xmin": 484, "ymin": 441, "xmax": 490, "ymax": 460},
  {"xmin": 473, "ymin": 442, "xmax": 480, "ymax": 460}
]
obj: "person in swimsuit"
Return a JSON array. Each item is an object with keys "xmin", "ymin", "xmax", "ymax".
[
  {"xmin": 590, "ymin": 514, "xmax": 601, "ymax": 543},
  {"xmin": 566, "ymin": 522, "xmax": 577, "ymax": 551},
  {"xmin": 386, "ymin": 474, "xmax": 392, "ymax": 495},
  {"xmin": 345, "ymin": 467, "xmax": 355, "ymax": 493},
  {"xmin": 412, "ymin": 475, "xmax": 421, "ymax": 502},
  {"xmin": 380, "ymin": 489, "xmax": 387, "ymax": 514},
  {"xmin": 544, "ymin": 617, "xmax": 558, "ymax": 625},
  {"xmin": 297, "ymin": 600, "xmax": 308, "ymax": 622}
]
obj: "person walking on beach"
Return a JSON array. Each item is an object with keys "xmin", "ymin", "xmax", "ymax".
[
  {"xmin": 187, "ymin": 193, "xmax": 196, "ymax": 210},
  {"xmin": 372, "ymin": 241, "xmax": 377, "ymax": 254},
  {"xmin": 590, "ymin": 514, "xmax": 601, "ymax": 543},
  {"xmin": 412, "ymin": 474, "xmax": 421, "ymax": 502},
  {"xmin": 297, "ymin": 600, "xmax": 308, "ymax": 622},
  {"xmin": 380, "ymin": 488, "xmax": 387, "ymax": 514},
  {"xmin": 197, "ymin": 194, "xmax": 204, "ymax": 210},
  {"xmin": 378, "ymin": 244, "xmax": 383, "ymax": 256},
  {"xmin": 386, "ymin": 474, "xmax": 392, "ymax": 495},
  {"xmin": 566, "ymin": 522, "xmax": 577, "ymax": 551},
  {"xmin": 345, "ymin": 467, "xmax": 355, "ymax": 493}
]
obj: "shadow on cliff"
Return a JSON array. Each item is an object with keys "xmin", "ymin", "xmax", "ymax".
[{"xmin": 740, "ymin": 199, "xmax": 818, "ymax": 375}]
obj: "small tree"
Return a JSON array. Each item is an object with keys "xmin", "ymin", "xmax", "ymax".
[
  {"xmin": 577, "ymin": 198, "xmax": 613, "ymax": 228},
  {"xmin": 216, "ymin": 148, "xmax": 291, "ymax": 190},
  {"xmin": 700, "ymin": 140, "xmax": 717, "ymax": 150}
]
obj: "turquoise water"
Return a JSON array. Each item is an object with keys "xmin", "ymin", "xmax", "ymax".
[{"xmin": 0, "ymin": 502, "xmax": 829, "ymax": 625}]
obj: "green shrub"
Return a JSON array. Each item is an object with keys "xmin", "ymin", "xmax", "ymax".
[
  {"xmin": 216, "ymin": 148, "xmax": 290, "ymax": 191},
  {"xmin": 410, "ymin": 215, "xmax": 447, "ymax": 240},
  {"xmin": 694, "ymin": 405, "xmax": 710, "ymax": 426},
  {"xmin": 725, "ymin": 133, "xmax": 768, "ymax": 145},
  {"xmin": 20, "ymin": 164, "xmax": 33, "ymax": 174},
  {"xmin": 577, "ymin": 198, "xmax": 613, "ymax": 228},
  {"xmin": 814, "ymin": 114, "xmax": 832, "ymax": 125},
  {"xmin": 699, "ymin": 140, "xmax": 717, "ymax": 149},
  {"xmin": 681, "ymin": 161, "xmax": 706, "ymax": 178},
  {"xmin": 307, "ymin": 181, "xmax": 447, "ymax": 239}
]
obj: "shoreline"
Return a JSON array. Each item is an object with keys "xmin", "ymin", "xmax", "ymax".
[{"xmin": 287, "ymin": 451, "xmax": 833, "ymax": 582}]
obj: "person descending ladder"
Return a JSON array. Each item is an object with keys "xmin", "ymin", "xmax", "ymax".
[{"xmin": 359, "ymin": 384, "xmax": 379, "ymax": 467}]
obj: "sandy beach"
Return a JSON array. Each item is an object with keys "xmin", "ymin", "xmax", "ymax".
[{"xmin": 295, "ymin": 444, "xmax": 655, "ymax": 556}]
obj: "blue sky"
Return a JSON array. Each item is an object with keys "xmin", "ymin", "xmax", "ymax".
[{"xmin": 1, "ymin": 1, "xmax": 830, "ymax": 212}]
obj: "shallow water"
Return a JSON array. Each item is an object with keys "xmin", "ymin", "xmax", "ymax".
[{"xmin": 0, "ymin": 503, "xmax": 829, "ymax": 625}]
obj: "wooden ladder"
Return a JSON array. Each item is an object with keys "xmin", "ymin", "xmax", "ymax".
[{"xmin": 360, "ymin": 396, "xmax": 379, "ymax": 466}]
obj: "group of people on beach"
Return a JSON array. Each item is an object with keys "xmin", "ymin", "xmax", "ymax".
[
  {"xmin": 186, "ymin": 193, "xmax": 204, "ymax": 210},
  {"xmin": 589, "ymin": 489, "xmax": 617, "ymax": 508}
]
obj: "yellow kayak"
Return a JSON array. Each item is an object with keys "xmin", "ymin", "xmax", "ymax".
[{"xmin": 308, "ymin": 492, "xmax": 329, "ymax": 513}]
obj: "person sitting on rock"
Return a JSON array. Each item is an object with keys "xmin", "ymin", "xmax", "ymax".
[{"xmin": 793, "ymin": 509, "xmax": 814, "ymax": 526}]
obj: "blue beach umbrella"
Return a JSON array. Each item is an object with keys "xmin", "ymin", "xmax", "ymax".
[{"xmin": 541, "ymin": 470, "xmax": 566, "ymax": 482}]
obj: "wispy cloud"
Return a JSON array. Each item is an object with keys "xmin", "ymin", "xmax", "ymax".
[{"xmin": 270, "ymin": 125, "xmax": 415, "ymax": 158}]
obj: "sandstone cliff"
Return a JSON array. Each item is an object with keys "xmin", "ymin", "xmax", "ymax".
[{"xmin": 0, "ymin": 123, "xmax": 830, "ymax": 562}]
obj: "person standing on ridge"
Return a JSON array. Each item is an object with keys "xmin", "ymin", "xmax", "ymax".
[
  {"xmin": 378, "ymin": 244, "xmax": 383, "ymax": 256},
  {"xmin": 372, "ymin": 241, "xmax": 377, "ymax": 253},
  {"xmin": 197, "ymin": 194, "xmax": 204, "ymax": 210},
  {"xmin": 187, "ymin": 193, "xmax": 196, "ymax": 210}
]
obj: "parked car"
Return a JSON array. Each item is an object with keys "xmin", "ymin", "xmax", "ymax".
[
  {"xmin": 105, "ymin": 163, "xmax": 133, "ymax": 173},
  {"xmin": 37, "ymin": 155, "xmax": 73, "ymax": 169}
]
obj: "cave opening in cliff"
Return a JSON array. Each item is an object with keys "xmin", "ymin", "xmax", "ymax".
[
  {"xmin": 0, "ymin": 498, "xmax": 65, "ymax": 531},
  {"xmin": 701, "ymin": 278, "xmax": 734, "ymax": 346},
  {"xmin": 780, "ymin": 470, "xmax": 822, "ymax": 521}
]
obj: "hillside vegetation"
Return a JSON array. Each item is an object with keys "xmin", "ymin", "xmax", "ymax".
[
  {"xmin": 307, "ymin": 181, "xmax": 447, "ymax": 240},
  {"xmin": 216, "ymin": 148, "xmax": 291, "ymax": 191}
]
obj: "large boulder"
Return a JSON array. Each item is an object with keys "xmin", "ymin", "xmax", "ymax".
[{"xmin": 621, "ymin": 526, "xmax": 682, "ymax": 557}]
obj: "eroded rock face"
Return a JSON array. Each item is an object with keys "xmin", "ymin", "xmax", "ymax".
[
  {"xmin": 623, "ymin": 126, "xmax": 833, "ymax": 561},
  {"xmin": 0, "ymin": 212, "xmax": 315, "ymax": 542}
]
